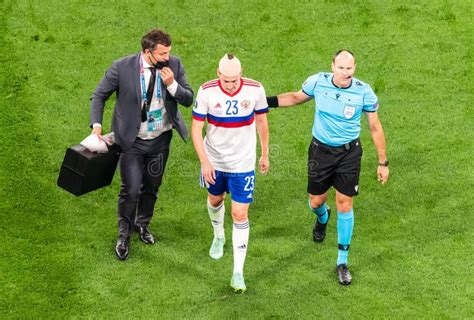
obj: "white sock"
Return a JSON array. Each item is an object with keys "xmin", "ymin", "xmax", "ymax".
[
  {"xmin": 207, "ymin": 200, "xmax": 225, "ymax": 239},
  {"xmin": 232, "ymin": 220, "xmax": 249, "ymax": 275}
]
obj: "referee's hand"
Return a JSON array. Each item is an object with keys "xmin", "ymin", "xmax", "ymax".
[{"xmin": 377, "ymin": 166, "xmax": 389, "ymax": 184}]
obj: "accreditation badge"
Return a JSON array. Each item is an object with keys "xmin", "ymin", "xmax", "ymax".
[
  {"xmin": 343, "ymin": 105, "xmax": 356, "ymax": 119},
  {"xmin": 147, "ymin": 109, "xmax": 163, "ymax": 132}
]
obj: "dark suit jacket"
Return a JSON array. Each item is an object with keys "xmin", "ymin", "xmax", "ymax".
[{"xmin": 90, "ymin": 53, "xmax": 194, "ymax": 151}]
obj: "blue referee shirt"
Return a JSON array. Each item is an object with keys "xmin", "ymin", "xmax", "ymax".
[{"xmin": 302, "ymin": 72, "xmax": 379, "ymax": 147}]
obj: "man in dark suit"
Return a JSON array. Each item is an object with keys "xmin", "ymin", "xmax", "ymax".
[{"xmin": 90, "ymin": 29, "xmax": 194, "ymax": 260}]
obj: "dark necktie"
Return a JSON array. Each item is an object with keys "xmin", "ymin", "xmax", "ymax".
[{"xmin": 141, "ymin": 67, "xmax": 156, "ymax": 122}]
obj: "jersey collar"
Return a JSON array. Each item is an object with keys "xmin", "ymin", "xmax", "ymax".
[
  {"xmin": 331, "ymin": 76, "xmax": 352, "ymax": 89},
  {"xmin": 218, "ymin": 79, "xmax": 243, "ymax": 97}
]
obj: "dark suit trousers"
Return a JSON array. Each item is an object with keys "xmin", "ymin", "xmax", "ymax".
[{"xmin": 117, "ymin": 130, "xmax": 172, "ymax": 239}]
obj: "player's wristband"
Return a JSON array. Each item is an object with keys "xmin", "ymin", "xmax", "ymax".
[{"xmin": 266, "ymin": 96, "xmax": 279, "ymax": 108}]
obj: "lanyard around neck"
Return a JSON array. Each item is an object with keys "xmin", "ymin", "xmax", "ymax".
[{"xmin": 140, "ymin": 55, "xmax": 161, "ymax": 103}]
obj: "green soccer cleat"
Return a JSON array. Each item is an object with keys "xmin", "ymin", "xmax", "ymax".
[
  {"xmin": 209, "ymin": 237, "xmax": 225, "ymax": 260},
  {"xmin": 231, "ymin": 273, "xmax": 247, "ymax": 293}
]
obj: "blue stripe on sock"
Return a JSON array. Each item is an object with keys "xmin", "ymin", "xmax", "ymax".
[
  {"xmin": 337, "ymin": 209, "xmax": 354, "ymax": 266},
  {"xmin": 233, "ymin": 221, "xmax": 249, "ymax": 229}
]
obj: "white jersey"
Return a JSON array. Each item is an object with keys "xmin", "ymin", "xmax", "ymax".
[{"xmin": 193, "ymin": 77, "xmax": 268, "ymax": 173}]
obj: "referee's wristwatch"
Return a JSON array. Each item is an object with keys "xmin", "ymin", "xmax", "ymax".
[{"xmin": 378, "ymin": 160, "xmax": 389, "ymax": 167}]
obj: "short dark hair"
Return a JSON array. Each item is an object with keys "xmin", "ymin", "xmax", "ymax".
[
  {"xmin": 332, "ymin": 49, "xmax": 355, "ymax": 63},
  {"xmin": 141, "ymin": 29, "xmax": 172, "ymax": 52}
]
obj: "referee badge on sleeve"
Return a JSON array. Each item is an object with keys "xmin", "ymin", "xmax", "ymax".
[{"xmin": 343, "ymin": 105, "xmax": 356, "ymax": 119}]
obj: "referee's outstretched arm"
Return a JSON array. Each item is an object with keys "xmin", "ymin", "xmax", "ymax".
[{"xmin": 267, "ymin": 90, "xmax": 312, "ymax": 108}]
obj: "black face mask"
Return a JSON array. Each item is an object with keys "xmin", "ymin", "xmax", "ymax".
[
  {"xmin": 153, "ymin": 60, "xmax": 169, "ymax": 69},
  {"xmin": 149, "ymin": 50, "xmax": 169, "ymax": 69}
]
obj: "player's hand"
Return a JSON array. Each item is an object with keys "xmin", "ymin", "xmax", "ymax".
[
  {"xmin": 92, "ymin": 127, "xmax": 102, "ymax": 140},
  {"xmin": 377, "ymin": 166, "xmax": 389, "ymax": 185},
  {"xmin": 201, "ymin": 160, "xmax": 216, "ymax": 185},
  {"xmin": 160, "ymin": 67, "xmax": 174, "ymax": 86},
  {"xmin": 259, "ymin": 155, "xmax": 270, "ymax": 175}
]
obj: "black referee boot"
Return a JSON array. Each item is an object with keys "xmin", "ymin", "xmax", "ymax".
[
  {"xmin": 312, "ymin": 207, "xmax": 331, "ymax": 242},
  {"xmin": 336, "ymin": 264, "xmax": 352, "ymax": 285}
]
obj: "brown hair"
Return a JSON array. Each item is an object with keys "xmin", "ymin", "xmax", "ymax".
[{"xmin": 141, "ymin": 29, "xmax": 172, "ymax": 52}]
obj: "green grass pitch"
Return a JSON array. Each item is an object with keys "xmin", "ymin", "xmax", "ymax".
[{"xmin": 1, "ymin": 0, "xmax": 472, "ymax": 318}]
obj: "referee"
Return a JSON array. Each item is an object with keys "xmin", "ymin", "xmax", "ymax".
[{"xmin": 266, "ymin": 50, "xmax": 389, "ymax": 285}]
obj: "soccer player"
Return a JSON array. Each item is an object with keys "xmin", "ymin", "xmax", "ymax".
[
  {"xmin": 191, "ymin": 54, "xmax": 269, "ymax": 293},
  {"xmin": 266, "ymin": 50, "xmax": 389, "ymax": 285}
]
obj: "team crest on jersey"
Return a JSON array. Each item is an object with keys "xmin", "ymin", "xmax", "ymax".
[
  {"xmin": 343, "ymin": 105, "xmax": 356, "ymax": 119},
  {"xmin": 240, "ymin": 100, "xmax": 251, "ymax": 110}
]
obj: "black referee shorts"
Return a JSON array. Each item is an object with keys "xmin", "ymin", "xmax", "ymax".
[{"xmin": 307, "ymin": 137, "xmax": 363, "ymax": 197}]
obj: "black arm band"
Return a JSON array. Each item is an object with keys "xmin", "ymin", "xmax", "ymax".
[{"xmin": 266, "ymin": 96, "xmax": 279, "ymax": 108}]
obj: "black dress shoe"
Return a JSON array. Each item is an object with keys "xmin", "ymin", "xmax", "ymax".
[
  {"xmin": 313, "ymin": 207, "xmax": 331, "ymax": 242},
  {"xmin": 115, "ymin": 237, "xmax": 129, "ymax": 260},
  {"xmin": 139, "ymin": 227, "xmax": 155, "ymax": 245}
]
